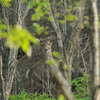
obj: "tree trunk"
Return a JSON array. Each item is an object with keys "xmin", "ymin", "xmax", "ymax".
[
  {"xmin": 49, "ymin": 0, "xmax": 85, "ymax": 86},
  {"xmin": 0, "ymin": 0, "xmax": 30, "ymax": 99},
  {"xmin": 88, "ymin": 0, "xmax": 100, "ymax": 99}
]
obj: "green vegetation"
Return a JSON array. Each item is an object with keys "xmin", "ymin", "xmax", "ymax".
[
  {"xmin": 0, "ymin": 0, "xmax": 50, "ymax": 56},
  {"xmin": 72, "ymin": 75, "xmax": 90, "ymax": 100},
  {"xmin": 0, "ymin": 0, "xmax": 12, "ymax": 6},
  {"xmin": 9, "ymin": 90, "xmax": 54, "ymax": 100},
  {"xmin": 0, "ymin": 0, "xmax": 95, "ymax": 100},
  {"xmin": 9, "ymin": 76, "xmax": 90, "ymax": 100}
]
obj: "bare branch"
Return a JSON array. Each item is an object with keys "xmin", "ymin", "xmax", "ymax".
[
  {"xmin": 48, "ymin": 1, "xmax": 65, "ymax": 66},
  {"xmin": 22, "ymin": 0, "xmax": 34, "ymax": 22},
  {"xmin": 40, "ymin": 39, "xmax": 73, "ymax": 100},
  {"xmin": 48, "ymin": 1, "xmax": 58, "ymax": 32},
  {"xmin": 0, "ymin": 55, "xmax": 5, "ymax": 99}
]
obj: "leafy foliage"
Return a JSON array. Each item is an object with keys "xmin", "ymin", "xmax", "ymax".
[
  {"xmin": 0, "ymin": 24, "xmax": 39, "ymax": 56},
  {"xmin": 9, "ymin": 90, "xmax": 54, "ymax": 100},
  {"xmin": 30, "ymin": 0, "xmax": 50, "ymax": 35},
  {"xmin": 0, "ymin": 0, "xmax": 12, "ymax": 6},
  {"xmin": 0, "ymin": 0, "xmax": 90, "ymax": 100},
  {"xmin": 0, "ymin": 0, "xmax": 84, "ymax": 56},
  {"xmin": 0, "ymin": 0, "xmax": 50, "ymax": 56},
  {"xmin": 46, "ymin": 51, "xmax": 62, "ymax": 67},
  {"xmin": 57, "ymin": 94, "xmax": 66, "ymax": 100},
  {"xmin": 71, "ymin": 75, "xmax": 90, "ymax": 99},
  {"xmin": 9, "ymin": 90, "xmax": 67, "ymax": 100},
  {"xmin": 66, "ymin": 14, "xmax": 77, "ymax": 21},
  {"xmin": 30, "ymin": 0, "xmax": 49, "ymax": 21}
]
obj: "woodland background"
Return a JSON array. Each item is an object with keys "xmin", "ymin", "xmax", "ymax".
[{"xmin": 0, "ymin": 0, "xmax": 100, "ymax": 100}]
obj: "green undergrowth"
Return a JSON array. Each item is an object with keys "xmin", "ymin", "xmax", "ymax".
[
  {"xmin": 9, "ymin": 90, "xmax": 54, "ymax": 100},
  {"xmin": 9, "ymin": 76, "xmax": 90, "ymax": 100},
  {"xmin": 72, "ymin": 75, "xmax": 90, "ymax": 100}
]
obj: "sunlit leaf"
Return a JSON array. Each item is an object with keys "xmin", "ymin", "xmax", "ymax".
[
  {"xmin": 66, "ymin": 14, "xmax": 77, "ymax": 21},
  {"xmin": 57, "ymin": 94, "xmax": 65, "ymax": 100},
  {"xmin": 3, "ymin": 25, "xmax": 39, "ymax": 56},
  {"xmin": 45, "ymin": 59, "xmax": 55, "ymax": 65},
  {"xmin": 63, "ymin": 65, "xmax": 69, "ymax": 70},
  {"xmin": 33, "ymin": 23, "xmax": 44, "ymax": 35},
  {"xmin": 59, "ymin": 20, "xmax": 65, "ymax": 24},
  {"xmin": 52, "ymin": 51, "xmax": 61, "ymax": 59},
  {"xmin": 0, "ymin": 0, "xmax": 12, "ymax": 6}
]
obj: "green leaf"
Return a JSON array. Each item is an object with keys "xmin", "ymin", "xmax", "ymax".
[
  {"xmin": 0, "ymin": 0, "xmax": 12, "ymax": 6},
  {"xmin": 33, "ymin": 23, "xmax": 44, "ymax": 35},
  {"xmin": 59, "ymin": 20, "xmax": 65, "ymax": 24},
  {"xmin": 45, "ymin": 59, "xmax": 55, "ymax": 65},
  {"xmin": 66, "ymin": 14, "xmax": 77, "ymax": 21},
  {"xmin": 3, "ymin": 25, "xmax": 39, "ymax": 56},
  {"xmin": 52, "ymin": 51, "xmax": 61, "ymax": 59},
  {"xmin": 57, "ymin": 94, "xmax": 65, "ymax": 100}
]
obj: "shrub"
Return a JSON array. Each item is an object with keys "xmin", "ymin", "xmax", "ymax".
[
  {"xmin": 71, "ymin": 75, "xmax": 90, "ymax": 99},
  {"xmin": 9, "ymin": 90, "xmax": 54, "ymax": 100}
]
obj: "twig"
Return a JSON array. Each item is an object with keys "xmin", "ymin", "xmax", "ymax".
[
  {"xmin": 0, "ymin": 55, "xmax": 5, "ymax": 99},
  {"xmin": 22, "ymin": 0, "xmax": 34, "ymax": 22}
]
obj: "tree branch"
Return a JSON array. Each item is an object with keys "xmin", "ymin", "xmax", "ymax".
[
  {"xmin": 22, "ymin": 0, "xmax": 34, "ymax": 22},
  {"xmin": 0, "ymin": 55, "xmax": 5, "ymax": 99}
]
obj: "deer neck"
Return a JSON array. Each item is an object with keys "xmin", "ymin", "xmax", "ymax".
[{"xmin": 45, "ymin": 47, "xmax": 53, "ymax": 60}]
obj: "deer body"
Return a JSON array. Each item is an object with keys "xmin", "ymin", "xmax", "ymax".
[{"xmin": 26, "ymin": 65, "xmax": 44, "ymax": 93}]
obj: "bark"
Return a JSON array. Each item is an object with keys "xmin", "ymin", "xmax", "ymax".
[
  {"xmin": 0, "ymin": 55, "xmax": 5, "ymax": 100},
  {"xmin": 63, "ymin": 22, "xmax": 84, "ymax": 85},
  {"xmin": 0, "ymin": 0, "xmax": 31, "ymax": 99},
  {"xmin": 48, "ymin": 1, "xmax": 65, "ymax": 64},
  {"xmin": 63, "ymin": 1, "xmax": 84, "ymax": 85},
  {"xmin": 48, "ymin": 0, "xmax": 85, "ymax": 86},
  {"xmin": 88, "ymin": 0, "xmax": 100, "ymax": 99}
]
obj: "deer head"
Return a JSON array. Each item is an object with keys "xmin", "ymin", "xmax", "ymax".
[
  {"xmin": 40, "ymin": 35, "xmax": 55, "ymax": 52},
  {"xmin": 40, "ymin": 40, "xmax": 52, "ymax": 51}
]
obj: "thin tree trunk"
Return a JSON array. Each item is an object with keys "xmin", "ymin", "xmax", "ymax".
[
  {"xmin": 48, "ymin": 0, "xmax": 85, "ymax": 86},
  {"xmin": 0, "ymin": 55, "xmax": 5, "ymax": 100},
  {"xmin": 0, "ymin": 0, "xmax": 30, "ymax": 99},
  {"xmin": 88, "ymin": 0, "xmax": 100, "ymax": 99}
]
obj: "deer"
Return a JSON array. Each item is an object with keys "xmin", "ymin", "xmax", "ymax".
[
  {"xmin": 17, "ymin": 50, "xmax": 46, "ymax": 93},
  {"xmin": 24, "ymin": 43, "xmax": 57, "ymax": 94},
  {"xmin": 25, "ymin": 55, "xmax": 58, "ymax": 95},
  {"xmin": 26, "ymin": 65, "xmax": 44, "ymax": 93},
  {"xmin": 40, "ymin": 36, "xmax": 73, "ymax": 100}
]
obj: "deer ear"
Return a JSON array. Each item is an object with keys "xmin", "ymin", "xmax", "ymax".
[
  {"xmin": 39, "ymin": 38, "xmax": 43, "ymax": 42},
  {"xmin": 48, "ymin": 35, "xmax": 55, "ymax": 43}
]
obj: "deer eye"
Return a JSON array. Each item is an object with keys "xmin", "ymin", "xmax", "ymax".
[
  {"xmin": 48, "ymin": 42, "xmax": 51, "ymax": 45},
  {"xmin": 40, "ymin": 44, "xmax": 43, "ymax": 46}
]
